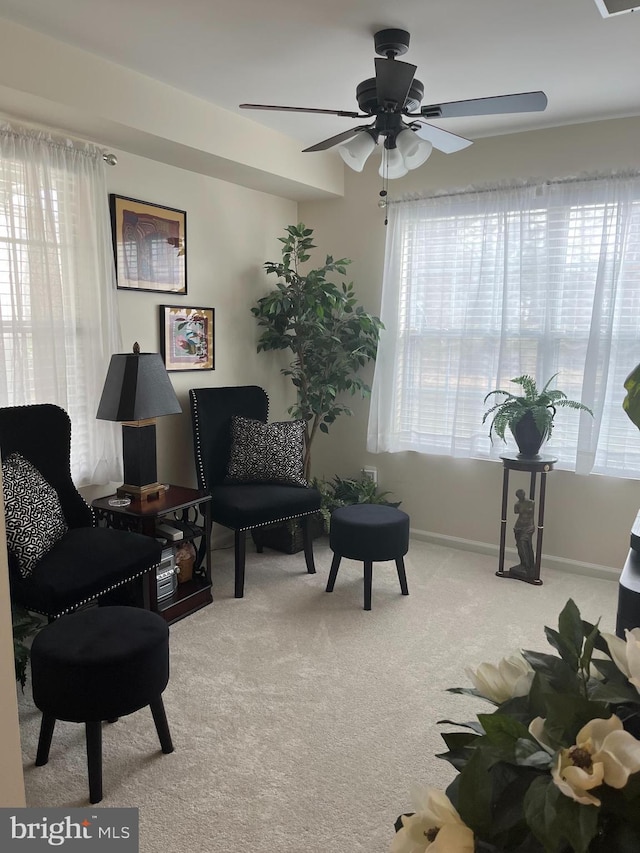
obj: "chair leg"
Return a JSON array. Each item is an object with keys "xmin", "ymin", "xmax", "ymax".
[
  {"xmin": 396, "ymin": 556, "xmax": 409, "ymax": 595},
  {"xmin": 301, "ymin": 516, "xmax": 316, "ymax": 574},
  {"xmin": 234, "ymin": 530, "xmax": 246, "ymax": 598},
  {"xmin": 326, "ymin": 553, "xmax": 341, "ymax": 592},
  {"xmin": 35, "ymin": 714, "xmax": 56, "ymax": 766},
  {"xmin": 150, "ymin": 696, "xmax": 174, "ymax": 754},
  {"xmin": 85, "ymin": 721, "xmax": 103, "ymax": 804},
  {"xmin": 364, "ymin": 561, "xmax": 373, "ymax": 611}
]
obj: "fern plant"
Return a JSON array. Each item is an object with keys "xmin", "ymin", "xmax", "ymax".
[
  {"xmin": 312, "ymin": 474, "xmax": 400, "ymax": 532},
  {"xmin": 482, "ymin": 374, "xmax": 592, "ymax": 445}
]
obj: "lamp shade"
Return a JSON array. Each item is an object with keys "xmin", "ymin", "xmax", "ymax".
[
  {"xmin": 379, "ymin": 147, "xmax": 408, "ymax": 179},
  {"xmin": 396, "ymin": 128, "xmax": 433, "ymax": 170},
  {"xmin": 97, "ymin": 347, "xmax": 182, "ymax": 422},
  {"xmin": 338, "ymin": 131, "xmax": 376, "ymax": 172}
]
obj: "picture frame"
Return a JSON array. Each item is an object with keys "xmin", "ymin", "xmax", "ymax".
[
  {"xmin": 160, "ymin": 305, "xmax": 214, "ymax": 371},
  {"xmin": 110, "ymin": 194, "xmax": 187, "ymax": 293}
]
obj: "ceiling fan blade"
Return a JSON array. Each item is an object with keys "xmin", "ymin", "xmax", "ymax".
[
  {"xmin": 411, "ymin": 121, "xmax": 473, "ymax": 154},
  {"xmin": 240, "ymin": 103, "xmax": 363, "ymax": 118},
  {"xmin": 303, "ymin": 126, "xmax": 374, "ymax": 153},
  {"xmin": 375, "ymin": 58, "xmax": 417, "ymax": 109},
  {"xmin": 419, "ymin": 91, "xmax": 548, "ymax": 119}
]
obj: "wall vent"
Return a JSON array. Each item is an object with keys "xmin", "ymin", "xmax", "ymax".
[{"xmin": 594, "ymin": 0, "xmax": 640, "ymax": 16}]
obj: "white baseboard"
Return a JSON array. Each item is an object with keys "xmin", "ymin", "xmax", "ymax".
[{"xmin": 409, "ymin": 528, "xmax": 621, "ymax": 583}]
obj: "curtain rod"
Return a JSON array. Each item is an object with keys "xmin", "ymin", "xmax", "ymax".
[
  {"xmin": 388, "ymin": 169, "xmax": 640, "ymax": 205},
  {"xmin": 0, "ymin": 113, "xmax": 117, "ymax": 165}
]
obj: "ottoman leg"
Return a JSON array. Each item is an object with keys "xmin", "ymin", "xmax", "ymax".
[
  {"xmin": 235, "ymin": 530, "xmax": 246, "ymax": 599},
  {"xmin": 150, "ymin": 696, "xmax": 174, "ymax": 754},
  {"xmin": 35, "ymin": 714, "xmax": 56, "ymax": 766},
  {"xmin": 326, "ymin": 553, "xmax": 341, "ymax": 592},
  {"xmin": 396, "ymin": 556, "xmax": 409, "ymax": 595},
  {"xmin": 364, "ymin": 561, "xmax": 373, "ymax": 611},
  {"xmin": 85, "ymin": 721, "xmax": 103, "ymax": 804}
]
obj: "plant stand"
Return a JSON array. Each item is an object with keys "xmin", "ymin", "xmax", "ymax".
[{"xmin": 495, "ymin": 453, "xmax": 557, "ymax": 585}]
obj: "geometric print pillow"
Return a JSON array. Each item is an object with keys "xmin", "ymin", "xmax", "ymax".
[
  {"xmin": 225, "ymin": 416, "xmax": 308, "ymax": 488},
  {"xmin": 1, "ymin": 452, "xmax": 68, "ymax": 578}
]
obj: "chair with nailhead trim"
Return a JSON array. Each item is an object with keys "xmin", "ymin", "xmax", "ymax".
[
  {"xmin": 189, "ymin": 386, "xmax": 321, "ymax": 598},
  {"xmin": 0, "ymin": 404, "xmax": 162, "ymax": 620}
]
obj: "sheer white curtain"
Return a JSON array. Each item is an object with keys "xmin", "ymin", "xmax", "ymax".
[
  {"xmin": 0, "ymin": 120, "xmax": 122, "ymax": 486},
  {"xmin": 368, "ymin": 174, "xmax": 640, "ymax": 477}
]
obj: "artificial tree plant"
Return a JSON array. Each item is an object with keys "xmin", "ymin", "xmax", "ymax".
[{"xmin": 252, "ymin": 223, "xmax": 382, "ymax": 480}]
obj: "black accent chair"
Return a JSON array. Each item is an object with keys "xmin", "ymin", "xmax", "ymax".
[
  {"xmin": 0, "ymin": 404, "xmax": 162, "ymax": 619},
  {"xmin": 189, "ymin": 385, "xmax": 321, "ymax": 598}
]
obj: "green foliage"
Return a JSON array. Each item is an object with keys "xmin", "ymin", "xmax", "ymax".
[
  {"xmin": 623, "ymin": 363, "xmax": 640, "ymax": 431},
  {"xmin": 252, "ymin": 223, "xmax": 383, "ymax": 479},
  {"xmin": 12, "ymin": 604, "xmax": 43, "ymax": 689},
  {"xmin": 482, "ymin": 374, "xmax": 593, "ymax": 444},
  {"xmin": 311, "ymin": 474, "xmax": 399, "ymax": 531},
  {"xmin": 399, "ymin": 599, "xmax": 640, "ymax": 852}
]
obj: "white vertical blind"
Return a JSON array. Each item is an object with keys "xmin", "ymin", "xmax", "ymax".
[
  {"xmin": 368, "ymin": 174, "xmax": 640, "ymax": 476},
  {"xmin": 0, "ymin": 121, "xmax": 122, "ymax": 486}
]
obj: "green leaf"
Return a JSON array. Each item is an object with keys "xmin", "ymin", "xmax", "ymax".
[
  {"xmin": 455, "ymin": 747, "xmax": 496, "ymax": 836},
  {"xmin": 524, "ymin": 775, "xmax": 599, "ymax": 853},
  {"xmin": 558, "ymin": 599, "xmax": 585, "ymax": 661}
]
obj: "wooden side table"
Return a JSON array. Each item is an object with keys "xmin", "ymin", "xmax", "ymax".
[
  {"xmin": 496, "ymin": 453, "xmax": 557, "ymax": 586},
  {"xmin": 92, "ymin": 485, "xmax": 212, "ymax": 624}
]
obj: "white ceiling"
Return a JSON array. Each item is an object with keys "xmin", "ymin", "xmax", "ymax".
[{"xmin": 0, "ymin": 0, "xmax": 638, "ymax": 151}]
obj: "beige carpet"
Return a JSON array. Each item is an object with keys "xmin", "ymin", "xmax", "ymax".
[{"xmin": 17, "ymin": 538, "xmax": 620, "ymax": 853}]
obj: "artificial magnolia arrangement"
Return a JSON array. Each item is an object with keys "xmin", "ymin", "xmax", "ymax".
[{"xmin": 393, "ymin": 600, "xmax": 640, "ymax": 853}]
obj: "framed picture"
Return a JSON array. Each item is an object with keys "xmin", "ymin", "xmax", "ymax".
[
  {"xmin": 110, "ymin": 194, "xmax": 187, "ymax": 293},
  {"xmin": 160, "ymin": 305, "xmax": 214, "ymax": 371}
]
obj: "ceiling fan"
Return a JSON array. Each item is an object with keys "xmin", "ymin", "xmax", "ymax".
[{"xmin": 240, "ymin": 28, "xmax": 548, "ymax": 178}]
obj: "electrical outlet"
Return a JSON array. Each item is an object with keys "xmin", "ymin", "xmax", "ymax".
[{"xmin": 362, "ymin": 466, "xmax": 378, "ymax": 486}]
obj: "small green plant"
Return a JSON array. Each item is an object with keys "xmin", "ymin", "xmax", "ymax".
[
  {"xmin": 313, "ymin": 474, "xmax": 400, "ymax": 532},
  {"xmin": 12, "ymin": 604, "xmax": 43, "ymax": 690},
  {"xmin": 482, "ymin": 374, "xmax": 592, "ymax": 444}
]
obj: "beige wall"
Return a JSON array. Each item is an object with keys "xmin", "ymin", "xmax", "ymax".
[
  {"xmin": 300, "ymin": 116, "xmax": 640, "ymax": 575},
  {"xmin": 0, "ymin": 473, "xmax": 26, "ymax": 806}
]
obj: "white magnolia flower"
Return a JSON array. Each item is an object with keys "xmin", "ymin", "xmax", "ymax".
[
  {"xmin": 391, "ymin": 787, "xmax": 474, "ymax": 853},
  {"xmin": 602, "ymin": 628, "xmax": 640, "ymax": 692},
  {"xmin": 548, "ymin": 715, "xmax": 640, "ymax": 806},
  {"xmin": 465, "ymin": 654, "xmax": 534, "ymax": 704}
]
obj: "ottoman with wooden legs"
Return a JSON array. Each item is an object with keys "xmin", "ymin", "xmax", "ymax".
[
  {"xmin": 326, "ymin": 503, "xmax": 410, "ymax": 610},
  {"xmin": 30, "ymin": 605, "xmax": 174, "ymax": 804}
]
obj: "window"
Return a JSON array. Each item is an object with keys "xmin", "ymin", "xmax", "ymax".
[
  {"xmin": 0, "ymin": 121, "xmax": 122, "ymax": 486},
  {"xmin": 367, "ymin": 174, "xmax": 640, "ymax": 477}
]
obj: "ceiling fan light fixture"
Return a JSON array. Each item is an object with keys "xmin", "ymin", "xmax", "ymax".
[
  {"xmin": 378, "ymin": 147, "xmax": 408, "ymax": 179},
  {"xmin": 338, "ymin": 131, "xmax": 376, "ymax": 172},
  {"xmin": 396, "ymin": 128, "xmax": 434, "ymax": 170}
]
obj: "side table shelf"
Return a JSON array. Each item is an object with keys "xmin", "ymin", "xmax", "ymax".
[{"xmin": 92, "ymin": 485, "xmax": 212, "ymax": 625}]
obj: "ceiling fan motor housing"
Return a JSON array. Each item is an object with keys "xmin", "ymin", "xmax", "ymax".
[{"xmin": 356, "ymin": 76, "xmax": 424, "ymax": 114}]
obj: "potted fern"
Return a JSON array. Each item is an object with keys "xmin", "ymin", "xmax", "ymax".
[{"xmin": 482, "ymin": 374, "xmax": 593, "ymax": 458}]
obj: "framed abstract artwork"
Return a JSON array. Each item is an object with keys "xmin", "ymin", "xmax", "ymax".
[
  {"xmin": 160, "ymin": 305, "xmax": 215, "ymax": 371},
  {"xmin": 110, "ymin": 194, "xmax": 187, "ymax": 293}
]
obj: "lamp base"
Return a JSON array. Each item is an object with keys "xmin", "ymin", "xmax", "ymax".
[{"xmin": 117, "ymin": 482, "xmax": 166, "ymax": 502}]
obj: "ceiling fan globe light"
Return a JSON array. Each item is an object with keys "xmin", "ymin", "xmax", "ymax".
[
  {"xmin": 396, "ymin": 129, "xmax": 433, "ymax": 170},
  {"xmin": 338, "ymin": 132, "xmax": 376, "ymax": 172},
  {"xmin": 379, "ymin": 146, "xmax": 408, "ymax": 179}
]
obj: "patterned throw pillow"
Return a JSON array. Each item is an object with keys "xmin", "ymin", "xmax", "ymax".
[
  {"xmin": 2, "ymin": 452, "xmax": 68, "ymax": 578},
  {"xmin": 225, "ymin": 417, "xmax": 307, "ymax": 487}
]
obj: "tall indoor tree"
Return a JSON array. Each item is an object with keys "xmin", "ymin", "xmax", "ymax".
[{"xmin": 252, "ymin": 223, "xmax": 382, "ymax": 480}]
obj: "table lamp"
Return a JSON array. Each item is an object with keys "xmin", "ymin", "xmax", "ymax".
[{"xmin": 97, "ymin": 342, "xmax": 182, "ymax": 500}]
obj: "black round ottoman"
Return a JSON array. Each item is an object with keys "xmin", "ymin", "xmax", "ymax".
[
  {"xmin": 326, "ymin": 503, "xmax": 410, "ymax": 610},
  {"xmin": 30, "ymin": 605, "xmax": 173, "ymax": 804}
]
